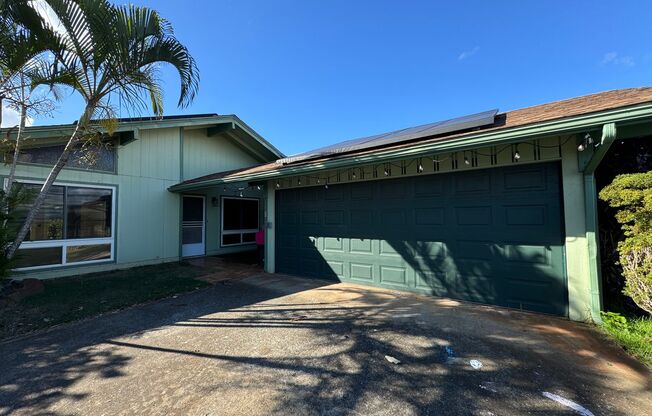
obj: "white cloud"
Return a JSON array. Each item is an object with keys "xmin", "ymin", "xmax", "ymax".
[
  {"xmin": 1, "ymin": 105, "xmax": 34, "ymax": 128},
  {"xmin": 458, "ymin": 46, "xmax": 480, "ymax": 61},
  {"xmin": 601, "ymin": 51, "xmax": 635, "ymax": 67}
]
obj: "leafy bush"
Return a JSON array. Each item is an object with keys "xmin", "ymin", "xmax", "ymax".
[
  {"xmin": 600, "ymin": 311, "xmax": 652, "ymax": 367},
  {"xmin": 600, "ymin": 172, "xmax": 652, "ymax": 314}
]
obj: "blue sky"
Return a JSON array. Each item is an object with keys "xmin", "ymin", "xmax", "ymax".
[{"xmin": 6, "ymin": 0, "xmax": 652, "ymax": 155}]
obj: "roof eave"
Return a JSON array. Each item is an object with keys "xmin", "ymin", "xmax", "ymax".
[
  {"xmin": 0, "ymin": 114, "xmax": 285, "ymax": 161},
  {"xmin": 168, "ymin": 101, "xmax": 652, "ymax": 192}
]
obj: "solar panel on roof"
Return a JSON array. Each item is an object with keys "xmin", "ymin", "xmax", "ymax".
[{"xmin": 278, "ymin": 109, "xmax": 498, "ymax": 165}]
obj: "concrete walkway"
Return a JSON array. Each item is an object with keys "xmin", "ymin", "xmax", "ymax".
[{"xmin": 0, "ymin": 274, "xmax": 650, "ymax": 416}]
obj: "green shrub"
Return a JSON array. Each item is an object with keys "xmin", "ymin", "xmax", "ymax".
[
  {"xmin": 600, "ymin": 311, "xmax": 652, "ymax": 367},
  {"xmin": 600, "ymin": 172, "xmax": 652, "ymax": 314}
]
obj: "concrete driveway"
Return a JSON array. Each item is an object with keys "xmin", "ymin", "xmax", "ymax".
[{"xmin": 0, "ymin": 274, "xmax": 650, "ymax": 416}]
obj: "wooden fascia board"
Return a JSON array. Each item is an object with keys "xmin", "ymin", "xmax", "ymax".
[{"xmin": 174, "ymin": 103, "xmax": 652, "ymax": 190}]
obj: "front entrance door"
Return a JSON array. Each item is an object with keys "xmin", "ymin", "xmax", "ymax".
[{"xmin": 182, "ymin": 195, "xmax": 205, "ymax": 257}]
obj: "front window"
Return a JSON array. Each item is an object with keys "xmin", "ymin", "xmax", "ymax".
[
  {"xmin": 14, "ymin": 143, "xmax": 116, "ymax": 173},
  {"xmin": 11, "ymin": 181, "xmax": 115, "ymax": 270},
  {"xmin": 221, "ymin": 197, "xmax": 259, "ymax": 246}
]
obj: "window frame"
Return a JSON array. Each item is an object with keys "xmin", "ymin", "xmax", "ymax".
[
  {"xmin": 10, "ymin": 179, "xmax": 116, "ymax": 271},
  {"xmin": 220, "ymin": 196, "xmax": 259, "ymax": 247},
  {"xmin": 10, "ymin": 142, "xmax": 118, "ymax": 174}
]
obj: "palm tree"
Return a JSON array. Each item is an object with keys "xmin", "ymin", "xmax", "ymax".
[
  {"xmin": 0, "ymin": 0, "xmax": 56, "ymax": 126},
  {"xmin": 5, "ymin": 0, "xmax": 199, "ymax": 259}
]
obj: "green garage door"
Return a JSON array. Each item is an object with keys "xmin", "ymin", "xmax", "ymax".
[{"xmin": 275, "ymin": 162, "xmax": 567, "ymax": 316}]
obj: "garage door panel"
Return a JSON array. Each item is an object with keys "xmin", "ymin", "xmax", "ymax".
[
  {"xmin": 276, "ymin": 162, "xmax": 568, "ymax": 316},
  {"xmin": 379, "ymin": 240, "xmax": 404, "ymax": 257},
  {"xmin": 380, "ymin": 180, "xmax": 409, "ymax": 199},
  {"xmin": 451, "ymin": 273, "xmax": 499, "ymax": 304},
  {"xmin": 350, "ymin": 209, "xmax": 375, "ymax": 228},
  {"xmin": 325, "ymin": 260, "xmax": 345, "ymax": 279},
  {"xmin": 323, "ymin": 236, "xmax": 344, "ymax": 252},
  {"xmin": 454, "ymin": 171, "xmax": 492, "ymax": 194},
  {"xmin": 455, "ymin": 206, "xmax": 493, "ymax": 226},
  {"xmin": 379, "ymin": 265, "xmax": 409, "ymax": 286},
  {"xmin": 502, "ymin": 168, "xmax": 547, "ymax": 192},
  {"xmin": 504, "ymin": 205, "xmax": 546, "ymax": 226},
  {"xmin": 503, "ymin": 244, "xmax": 551, "ymax": 265},
  {"xmin": 415, "ymin": 270, "xmax": 449, "ymax": 295},
  {"xmin": 411, "ymin": 240, "xmax": 447, "ymax": 261},
  {"xmin": 350, "ymin": 238, "xmax": 374, "ymax": 254},
  {"xmin": 414, "ymin": 175, "xmax": 445, "ymax": 197},
  {"xmin": 414, "ymin": 208, "xmax": 445, "ymax": 226},
  {"xmin": 350, "ymin": 182, "xmax": 374, "ymax": 200},
  {"xmin": 350, "ymin": 262, "xmax": 375, "ymax": 282}
]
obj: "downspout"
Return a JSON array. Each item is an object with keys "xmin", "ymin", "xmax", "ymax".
[{"xmin": 581, "ymin": 122, "xmax": 617, "ymax": 323}]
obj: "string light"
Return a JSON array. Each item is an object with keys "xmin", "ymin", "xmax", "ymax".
[
  {"xmin": 260, "ymin": 138, "xmax": 572, "ymax": 191},
  {"xmin": 256, "ymin": 185, "xmax": 261, "ymax": 190},
  {"xmin": 578, "ymin": 133, "xmax": 594, "ymax": 152},
  {"xmin": 239, "ymin": 191, "xmax": 243, "ymax": 197}
]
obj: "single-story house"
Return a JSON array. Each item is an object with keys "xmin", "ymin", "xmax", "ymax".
[{"xmin": 5, "ymin": 88, "xmax": 652, "ymax": 322}]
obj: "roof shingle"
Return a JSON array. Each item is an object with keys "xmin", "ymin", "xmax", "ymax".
[{"xmin": 176, "ymin": 87, "xmax": 652, "ymax": 186}]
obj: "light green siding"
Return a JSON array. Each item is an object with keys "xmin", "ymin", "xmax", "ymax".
[
  {"xmin": 4, "ymin": 125, "xmax": 266, "ymax": 278},
  {"xmin": 560, "ymin": 138, "xmax": 594, "ymax": 321},
  {"xmin": 182, "ymin": 128, "xmax": 261, "ymax": 181}
]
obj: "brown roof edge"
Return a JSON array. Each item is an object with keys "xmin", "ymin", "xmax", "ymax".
[{"xmin": 174, "ymin": 87, "xmax": 652, "ymax": 188}]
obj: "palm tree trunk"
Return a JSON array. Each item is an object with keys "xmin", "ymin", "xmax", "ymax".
[
  {"xmin": 4, "ymin": 103, "xmax": 27, "ymax": 195},
  {"xmin": 5, "ymin": 104, "xmax": 95, "ymax": 259}
]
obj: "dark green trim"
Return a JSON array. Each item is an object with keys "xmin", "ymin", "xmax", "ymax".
[
  {"xmin": 170, "ymin": 103, "xmax": 652, "ymax": 191},
  {"xmin": 207, "ymin": 122, "xmax": 235, "ymax": 137},
  {"xmin": 118, "ymin": 129, "xmax": 139, "ymax": 146},
  {"xmin": 580, "ymin": 123, "xmax": 617, "ymax": 173}
]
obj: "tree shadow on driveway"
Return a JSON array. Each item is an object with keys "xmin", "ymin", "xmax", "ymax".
[{"xmin": 1, "ymin": 275, "xmax": 651, "ymax": 415}]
